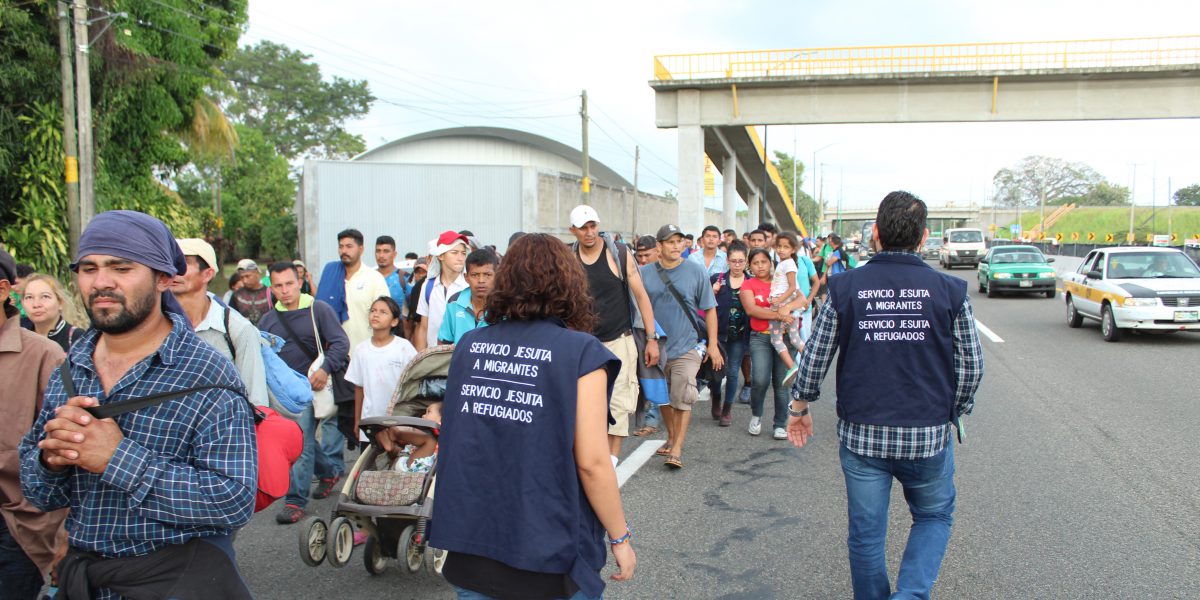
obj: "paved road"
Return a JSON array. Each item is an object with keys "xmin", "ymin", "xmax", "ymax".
[{"xmin": 234, "ymin": 261, "xmax": 1200, "ymax": 599}]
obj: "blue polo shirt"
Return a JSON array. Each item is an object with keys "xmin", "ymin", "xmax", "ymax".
[{"xmin": 437, "ymin": 289, "xmax": 487, "ymax": 345}]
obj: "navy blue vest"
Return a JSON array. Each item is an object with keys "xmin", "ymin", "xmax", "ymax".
[
  {"xmin": 430, "ymin": 318, "xmax": 619, "ymax": 598},
  {"xmin": 827, "ymin": 252, "xmax": 967, "ymax": 427}
]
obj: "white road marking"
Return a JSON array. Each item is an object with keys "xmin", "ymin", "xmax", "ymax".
[
  {"xmin": 975, "ymin": 319, "xmax": 1005, "ymax": 343},
  {"xmin": 616, "ymin": 440, "xmax": 666, "ymax": 488}
]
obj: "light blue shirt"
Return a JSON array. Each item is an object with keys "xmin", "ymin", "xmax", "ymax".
[{"xmin": 688, "ymin": 248, "xmax": 728, "ymax": 277}]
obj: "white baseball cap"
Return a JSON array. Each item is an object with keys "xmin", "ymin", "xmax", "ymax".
[
  {"xmin": 177, "ymin": 238, "xmax": 219, "ymax": 272},
  {"xmin": 569, "ymin": 205, "xmax": 600, "ymax": 228}
]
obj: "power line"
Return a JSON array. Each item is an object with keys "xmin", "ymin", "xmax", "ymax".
[
  {"xmin": 589, "ymin": 117, "xmax": 676, "ymax": 188},
  {"xmin": 589, "ymin": 100, "xmax": 676, "ymax": 170}
]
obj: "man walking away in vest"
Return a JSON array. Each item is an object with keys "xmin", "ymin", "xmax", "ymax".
[
  {"xmin": 173, "ymin": 239, "xmax": 269, "ymax": 408},
  {"xmin": 19, "ymin": 211, "xmax": 256, "ymax": 599},
  {"xmin": 0, "ymin": 247, "xmax": 67, "ymax": 599},
  {"xmin": 640, "ymin": 224, "xmax": 722, "ymax": 470},
  {"xmin": 569, "ymin": 206, "xmax": 660, "ymax": 466},
  {"xmin": 787, "ymin": 191, "xmax": 984, "ymax": 600}
]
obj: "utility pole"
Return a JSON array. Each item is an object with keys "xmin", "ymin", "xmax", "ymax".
[
  {"xmin": 1167, "ymin": 177, "xmax": 1174, "ymax": 241},
  {"xmin": 1038, "ymin": 182, "xmax": 1046, "ymax": 235},
  {"xmin": 57, "ymin": 1, "xmax": 80, "ymax": 257},
  {"xmin": 632, "ymin": 145, "xmax": 639, "ymax": 235},
  {"xmin": 72, "ymin": 0, "xmax": 95, "ymax": 229},
  {"xmin": 580, "ymin": 89, "xmax": 589, "ymax": 197},
  {"xmin": 1128, "ymin": 164, "xmax": 1139, "ymax": 244},
  {"xmin": 760, "ymin": 126, "xmax": 769, "ymax": 225}
]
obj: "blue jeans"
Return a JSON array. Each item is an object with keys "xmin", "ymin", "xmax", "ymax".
[
  {"xmin": 0, "ymin": 518, "xmax": 43, "ymax": 600},
  {"xmin": 840, "ymin": 443, "xmax": 956, "ymax": 600},
  {"xmin": 749, "ymin": 332, "xmax": 796, "ymax": 429},
  {"xmin": 286, "ymin": 405, "xmax": 344, "ymax": 508},
  {"xmin": 453, "ymin": 585, "xmax": 600, "ymax": 600},
  {"xmin": 708, "ymin": 337, "xmax": 748, "ymax": 412}
]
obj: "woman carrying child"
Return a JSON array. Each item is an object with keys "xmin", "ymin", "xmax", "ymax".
[{"xmin": 739, "ymin": 247, "xmax": 805, "ymax": 440}]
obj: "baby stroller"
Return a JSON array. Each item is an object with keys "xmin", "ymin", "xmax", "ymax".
[{"xmin": 297, "ymin": 345, "xmax": 453, "ymax": 575}]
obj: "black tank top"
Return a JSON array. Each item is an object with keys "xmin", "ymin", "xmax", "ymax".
[{"xmin": 581, "ymin": 243, "xmax": 632, "ymax": 342}]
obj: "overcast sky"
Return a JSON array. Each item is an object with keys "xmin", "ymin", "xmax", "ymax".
[{"xmin": 243, "ymin": 0, "xmax": 1200, "ymax": 211}]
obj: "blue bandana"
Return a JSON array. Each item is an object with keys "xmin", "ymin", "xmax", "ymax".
[{"xmin": 72, "ymin": 210, "xmax": 188, "ymax": 316}]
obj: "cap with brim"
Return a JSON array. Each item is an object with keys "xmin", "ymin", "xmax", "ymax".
[
  {"xmin": 569, "ymin": 205, "xmax": 600, "ymax": 229},
  {"xmin": 656, "ymin": 224, "xmax": 683, "ymax": 242},
  {"xmin": 237, "ymin": 258, "xmax": 259, "ymax": 271},
  {"xmin": 177, "ymin": 239, "xmax": 219, "ymax": 272},
  {"xmin": 431, "ymin": 230, "xmax": 470, "ymax": 257},
  {"xmin": 634, "ymin": 235, "xmax": 657, "ymax": 251},
  {"xmin": 293, "ymin": 259, "xmax": 306, "ymax": 268}
]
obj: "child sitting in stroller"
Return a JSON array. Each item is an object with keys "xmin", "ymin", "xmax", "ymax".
[{"xmin": 375, "ymin": 401, "xmax": 442, "ymax": 474}]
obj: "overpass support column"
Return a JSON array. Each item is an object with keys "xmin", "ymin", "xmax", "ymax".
[
  {"xmin": 675, "ymin": 90, "xmax": 705, "ymax": 235},
  {"xmin": 748, "ymin": 190, "xmax": 761, "ymax": 228},
  {"xmin": 722, "ymin": 156, "xmax": 738, "ymax": 232}
]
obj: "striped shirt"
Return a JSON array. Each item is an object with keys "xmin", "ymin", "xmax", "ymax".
[
  {"xmin": 791, "ymin": 250, "xmax": 984, "ymax": 459},
  {"xmin": 19, "ymin": 312, "xmax": 257, "ymax": 576}
]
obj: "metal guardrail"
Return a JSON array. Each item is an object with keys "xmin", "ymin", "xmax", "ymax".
[{"xmin": 653, "ymin": 36, "xmax": 1200, "ymax": 80}]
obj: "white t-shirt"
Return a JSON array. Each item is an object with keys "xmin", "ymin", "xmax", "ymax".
[
  {"xmin": 344, "ymin": 336, "xmax": 417, "ymax": 441},
  {"xmin": 343, "ymin": 265, "xmax": 392, "ymax": 351},
  {"xmin": 416, "ymin": 272, "xmax": 468, "ymax": 349},
  {"xmin": 770, "ymin": 257, "xmax": 798, "ymax": 298}
]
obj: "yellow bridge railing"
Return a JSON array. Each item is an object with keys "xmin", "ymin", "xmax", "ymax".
[{"xmin": 653, "ymin": 36, "xmax": 1200, "ymax": 80}]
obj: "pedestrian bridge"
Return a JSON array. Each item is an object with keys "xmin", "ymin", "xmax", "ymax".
[{"xmin": 650, "ymin": 36, "xmax": 1200, "ymax": 237}]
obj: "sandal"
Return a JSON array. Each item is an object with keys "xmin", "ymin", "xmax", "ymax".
[
  {"xmin": 633, "ymin": 426, "xmax": 659, "ymax": 437},
  {"xmin": 654, "ymin": 444, "xmax": 673, "ymax": 457},
  {"xmin": 665, "ymin": 456, "xmax": 683, "ymax": 469}
]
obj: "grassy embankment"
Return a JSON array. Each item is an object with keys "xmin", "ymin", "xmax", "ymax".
[{"xmin": 993, "ymin": 206, "xmax": 1200, "ymax": 244}]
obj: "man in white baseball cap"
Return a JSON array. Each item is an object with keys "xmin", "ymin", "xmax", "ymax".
[
  {"xmin": 567, "ymin": 205, "xmax": 659, "ymax": 467},
  {"xmin": 173, "ymin": 239, "xmax": 269, "ymax": 408}
]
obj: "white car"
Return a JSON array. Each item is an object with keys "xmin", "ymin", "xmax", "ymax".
[{"xmin": 1062, "ymin": 247, "xmax": 1200, "ymax": 341}]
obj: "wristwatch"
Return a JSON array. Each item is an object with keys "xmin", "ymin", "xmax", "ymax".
[
  {"xmin": 788, "ymin": 405, "xmax": 809, "ymax": 417},
  {"xmin": 646, "ymin": 332, "xmax": 659, "ymax": 341}
]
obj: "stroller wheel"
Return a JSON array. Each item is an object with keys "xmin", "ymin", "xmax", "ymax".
[
  {"xmin": 298, "ymin": 516, "xmax": 328, "ymax": 567},
  {"xmin": 399, "ymin": 525, "xmax": 424, "ymax": 573},
  {"xmin": 328, "ymin": 517, "xmax": 355, "ymax": 568},
  {"xmin": 430, "ymin": 547, "xmax": 448, "ymax": 576},
  {"xmin": 363, "ymin": 534, "xmax": 388, "ymax": 575}
]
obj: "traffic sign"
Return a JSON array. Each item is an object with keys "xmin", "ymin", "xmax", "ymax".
[
  {"xmin": 1170, "ymin": 233, "xmax": 1178, "ymax": 242},
  {"xmin": 1087, "ymin": 232, "xmax": 1096, "ymax": 241},
  {"xmin": 1070, "ymin": 232, "xmax": 1080, "ymax": 241},
  {"xmin": 1055, "ymin": 233, "xmax": 1064, "ymax": 242},
  {"xmin": 988, "ymin": 223, "xmax": 997, "ymax": 232},
  {"xmin": 1146, "ymin": 233, "xmax": 1154, "ymax": 242},
  {"xmin": 1126, "ymin": 232, "xmax": 1136, "ymax": 242},
  {"xmin": 1010, "ymin": 224, "xmax": 1021, "ymax": 235},
  {"xmin": 1105, "ymin": 233, "xmax": 1115, "ymax": 243},
  {"xmin": 1038, "ymin": 232, "xmax": 1046, "ymax": 241}
]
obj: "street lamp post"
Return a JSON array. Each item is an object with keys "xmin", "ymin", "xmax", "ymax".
[{"xmin": 812, "ymin": 143, "xmax": 837, "ymax": 233}]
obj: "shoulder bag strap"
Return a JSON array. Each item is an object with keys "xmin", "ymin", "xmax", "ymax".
[
  {"xmin": 274, "ymin": 308, "xmax": 319, "ymax": 362},
  {"xmin": 58, "ymin": 358, "xmax": 254, "ymax": 421},
  {"xmin": 310, "ymin": 305, "xmax": 325, "ymax": 363},
  {"xmin": 222, "ymin": 306, "xmax": 237, "ymax": 361},
  {"xmin": 654, "ymin": 264, "xmax": 706, "ymax": 340}
]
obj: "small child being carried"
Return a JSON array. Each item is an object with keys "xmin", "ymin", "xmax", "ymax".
[{"xmin": 768, "ymin": 231, "xmax": 811, "ymax": 387}]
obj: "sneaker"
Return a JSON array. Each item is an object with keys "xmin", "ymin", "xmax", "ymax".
[
  {"xmin": 782, "ymin": 365, "xmax": 800, "ymax": 388},
  {"xmin": 773, "ymin": 427, "xmax": 787, "ymax": 440},
  {"xmin": 748, "ymin": 417, "xmax": 762, "ymax": 436},
  {"xmin": 311, "ymin": 475, "xmax": 341, "ymax": 500},
  {"xmin": 719, "ymin": 412, "xmax": 732, "ymax": 427},
  {"xmin": 739, "ymin": 387, "xmax": 751, "ymax": 404},
  {"xmin": 275, "ymin": 503, "xmax": 304, "ymax": 524}
]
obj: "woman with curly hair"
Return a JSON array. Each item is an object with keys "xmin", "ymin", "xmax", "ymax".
[{"xmin": 431, "ymin": 233, "xmax": 637, "ymax": 600}]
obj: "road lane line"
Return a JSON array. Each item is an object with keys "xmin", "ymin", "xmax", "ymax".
[
  {"xmin": 975, "ymin": 319, "xmax": 1005, "ymax": 343},
  {"xmin": 616, "ymin": 440, "xmax": 665, "ymax": 488}
]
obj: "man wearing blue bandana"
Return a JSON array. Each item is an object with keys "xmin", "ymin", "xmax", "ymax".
[{"xmin": 19, "ymin": 210, "xmax": 257, "ymax": 599}]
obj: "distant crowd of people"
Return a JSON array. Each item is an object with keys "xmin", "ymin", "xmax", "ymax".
[{"xmin": 2, "ymin": 190, "xmax": 982, "ymax": 600}]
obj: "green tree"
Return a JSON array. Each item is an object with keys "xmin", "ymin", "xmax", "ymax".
[
  {"xmin": 771, "ymin": 150, "xmax": 819, "ymax": 233},
  {"xmin": 993, "ymin": 155, "xmax": 1102, "ymax": 209},
  {"xmin": 220, "ymin": 41, "xmax": 374, "ymax": 160},
  {"xmin": 1, "ymin": 103, "xmax": 70, "ymax": 277},
  {"xmin": 180, "ymin": 124, "xmax": 296, "ymax": 260},
  {"xmin": 1173, "ymin": 184, "xmax": 1200, "ymax": 206},
  {"xmin": 1056, "ymin": 181, "xmax": 1131, "ymax": 207}
]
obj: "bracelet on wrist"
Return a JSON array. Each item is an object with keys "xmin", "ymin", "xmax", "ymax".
[
  {"xmin": 608, "ymin": 528, "xmax": 633, "ymax": 546},
  {"xmin": 788, "ymin": 406, "xmax": 809, "ymax": 417}
]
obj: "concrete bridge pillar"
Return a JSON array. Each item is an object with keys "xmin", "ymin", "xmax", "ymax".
[
  {"xmin": 722, "ymin": 156, "xmax": 738, "ymax": 233},
  {"xmin": 748, "ymin": 190, "xmax": 761, "ymax": 228},
  {"xmin": 675, "ymin": 90, "xmax": 705, "ymax": 235}
]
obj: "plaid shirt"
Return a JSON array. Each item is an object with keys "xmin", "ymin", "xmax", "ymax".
[
  {"xmin": 791, "ymin": 250, "xmax": 984, "ymax": 459},
  {"xmin": 20, "ymin": 312, "xmax": 256, "ymax": 576}
]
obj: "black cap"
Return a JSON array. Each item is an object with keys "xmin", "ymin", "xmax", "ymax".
[
  {"xmin": 0, "ymin": 247, "xmax": 15, "ymax": 283},
  {"xmin": 634, "ymin": 235, "xmax": 657, "ymax": 251},
  {"xmin": 656, "ymin": 224, "xmax": 683, "ymax": 242}
]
